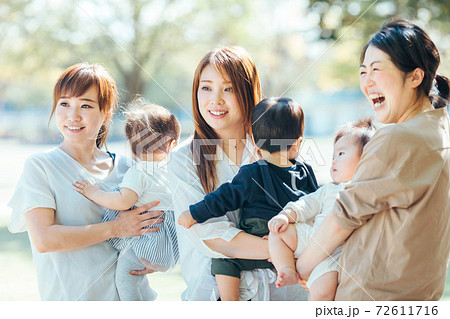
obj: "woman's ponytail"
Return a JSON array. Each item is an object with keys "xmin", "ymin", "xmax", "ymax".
[{"xmin": 430, "ymin": 74, "xmax": 450, "ymax": 109}]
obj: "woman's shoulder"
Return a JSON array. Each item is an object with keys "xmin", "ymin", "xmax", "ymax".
[
  {"xmin": 169, "ymin": 138, "xmax": 193, "ymax": 163},
  {"xmin": 363, "ymin": 126, "xmax": 415, "ymax": 169},
  {"xmin": 373, "ymin": 121, "xmax": 417, "ymax": 144},
  {"xmin": 372, "ymin": 109, "xmax": 449, "ymax": 152},
  {"xmin": 23, "ymin": 147, "xmax": 61, "ymax": 168},
  {"xmin": 362, "ymin": 109, "xmax": 449, "ymax": 170}
]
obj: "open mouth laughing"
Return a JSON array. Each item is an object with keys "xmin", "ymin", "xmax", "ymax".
[{"xmin": 369, "ymin": 93, "xmax": 385, "ymax": 109}]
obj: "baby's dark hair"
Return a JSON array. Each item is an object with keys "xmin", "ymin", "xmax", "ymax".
[
  {"xmin": 251, "ymin": 97, "xmax": 304, "ymax": 154},
  {"xmin": 334, "ymin": 117, "xmax": 376, "ymax": 149},
  {"xmin": 124, "ymin": 97, "xmax": 181, "ymax": 157}
]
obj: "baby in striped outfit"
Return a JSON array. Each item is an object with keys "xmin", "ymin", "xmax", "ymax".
[{"xmin": 74, "ymin": 98, "xmax": 180, "ymax": 300}]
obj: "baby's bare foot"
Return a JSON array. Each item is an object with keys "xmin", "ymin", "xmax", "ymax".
[{"xmin": 276, "ymin": 268, "xmax": 299, "ymax": 288}]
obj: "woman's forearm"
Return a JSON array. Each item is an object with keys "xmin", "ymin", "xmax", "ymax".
[
  {"xmin": 26, "ymin": 203, "xmax": 161, "ymax": 253},
  {"xmin": 26, "ymin": 208, "xmax": 114, "ymax": 253},
  {"xmin": 37, "ymin": 223, "xmax": 115, "ymax": 252},
  {"xmin": 297, "ymin": 214, "xmax": 352, "ymax": 280},
  {"xmin": 204, "ymin": 232, "xmax": 269, "ymax": 259}
]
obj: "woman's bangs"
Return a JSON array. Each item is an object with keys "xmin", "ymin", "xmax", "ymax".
[{"xmin": 56, "ymin": 70, "xmax": 97, "ymax": 101}]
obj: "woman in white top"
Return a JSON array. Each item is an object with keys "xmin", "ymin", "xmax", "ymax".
[
  {"xmin": 168, "ymin": 46, "xmax": 309, "ymax": 300},
  {"xmin": 8, "ymin": 63, "xmax": 163, "ymax": 300}
]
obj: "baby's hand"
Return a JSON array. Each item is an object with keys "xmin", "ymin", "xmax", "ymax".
[
  {"xmin": 178, "ymin": 210, "xmax": 197, "ymax": 229},
  {"xmin": 268, "ymin": 214, "xmax": 289, "ymax": 234},
  {"xmin": 73, "ymin": 180, "xmax": 101, "ymax": 200}
]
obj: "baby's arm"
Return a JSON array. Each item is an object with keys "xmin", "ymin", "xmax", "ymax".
[
  {"xmin": 73, "ymin": 180, "xmax": 138, "ymax": 210},
  {"xmin": 178, "ymin": 210, "xmax": 197, "ymax": 229},
  {"xmin": 284, "ymin": 186, "xmax": 325, "ymax": 224},
  {"xmin": 188, "ymin": 165, "xmax": 254, "ymax": 224},
  {"xmin": 268, "ymin": 208, "xmax": 298, "ymax": 234}
]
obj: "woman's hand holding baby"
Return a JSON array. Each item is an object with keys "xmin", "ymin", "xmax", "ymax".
[
  {"xmin": 178, "ymin": 210, "xmax": 197, "ymax": 229},
  {"xmin": 111, "ymin": 201, "xmax": 164, "ymax": 238}
]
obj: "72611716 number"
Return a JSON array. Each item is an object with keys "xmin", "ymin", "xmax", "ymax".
[{"xmin": 376, "ymin": 306, "xmax": 438, "ymax": 316}]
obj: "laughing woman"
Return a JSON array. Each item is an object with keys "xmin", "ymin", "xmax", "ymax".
[
  {"xmin": 297, "ymin": 19, "xmax": 450, "ymax": 300},
  {"xmin": 8, "ymin": 63, "xmax": 163, "ymax": 300}
]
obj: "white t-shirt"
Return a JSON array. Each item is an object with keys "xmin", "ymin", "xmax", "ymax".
[
  {"xmin": 167, "ymin": 138, "xmax": 310, "ymax": 301},
  {"xmin": 7, "ymin": 148, "xmax": 154, "ymax": 300},
  {"xmin": 119, "ymin": 161, "xmax": 173, "ymax": 210}
]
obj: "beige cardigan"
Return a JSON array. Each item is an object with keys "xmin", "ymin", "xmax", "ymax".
[{"xmin": 333, "ymin": 107, "xmax": 450, "ymax": 300}]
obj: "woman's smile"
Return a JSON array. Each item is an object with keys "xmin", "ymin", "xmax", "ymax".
[
  {"xmin": 208, "ymin": 109, "xmax": 229, "ymax": 118},
  {"xmin": 197, "ymin": 64, "xmax": 243, "ymax": 137},
  {"xmin": 64, "ymin": 125, "xmax": 85, "ymax": 133}
]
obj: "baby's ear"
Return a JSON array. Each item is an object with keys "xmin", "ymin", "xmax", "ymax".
[
  {"xmin": 293, "ymin": 136, "xmax": 303, "ymax": 151},
  {"xmin": 167, "ymin": 139, "xmax": 177, "ymax": 153}
]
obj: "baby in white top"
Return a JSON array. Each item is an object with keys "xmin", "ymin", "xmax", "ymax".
[
  {"xmin": 268, "ymin": 118, "xmax": 376, "ymax": 301},
  {"xmin": 73, "ymin": 99, "xmax": 180, "ymax": 300}
]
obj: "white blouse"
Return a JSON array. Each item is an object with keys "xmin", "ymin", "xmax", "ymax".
[
  {"xmin": 8, "ymin": 148, "xmax": 155, "ymax": 300},
  {"xmin": 167, "ymin": 138, "xmax": 309, "ymax": 300}
]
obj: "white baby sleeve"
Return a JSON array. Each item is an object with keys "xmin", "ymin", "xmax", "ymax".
[
  {"xmin": 283, "ymin": 185, "xmax": 326, "ymax": 223},
  {"xmin": 119, "ymin": 166, "xmax": 146, "ymax": 198}
]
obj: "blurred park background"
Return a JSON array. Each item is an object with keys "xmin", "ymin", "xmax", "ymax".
[{"xmin": 0, "ymin": 0, "xmax": 449, "ymax": 300}]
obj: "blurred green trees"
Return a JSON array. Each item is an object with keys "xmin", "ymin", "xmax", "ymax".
[
  {"xmin": 0, "ymin": 0, "xmax": 448, "ymax": 111},
  {"xmin": 308, "ymin": 0, "xmax": 449, "ymax": 40}
]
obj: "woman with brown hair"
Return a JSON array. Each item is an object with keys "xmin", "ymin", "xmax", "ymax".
[
  {"xmin": 8, "ymin": 63, "xmax": 163, "ymax": 300},
  {"xmin": 168, "ymin": 46, "xmax": 311, "ymax": 300}
]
